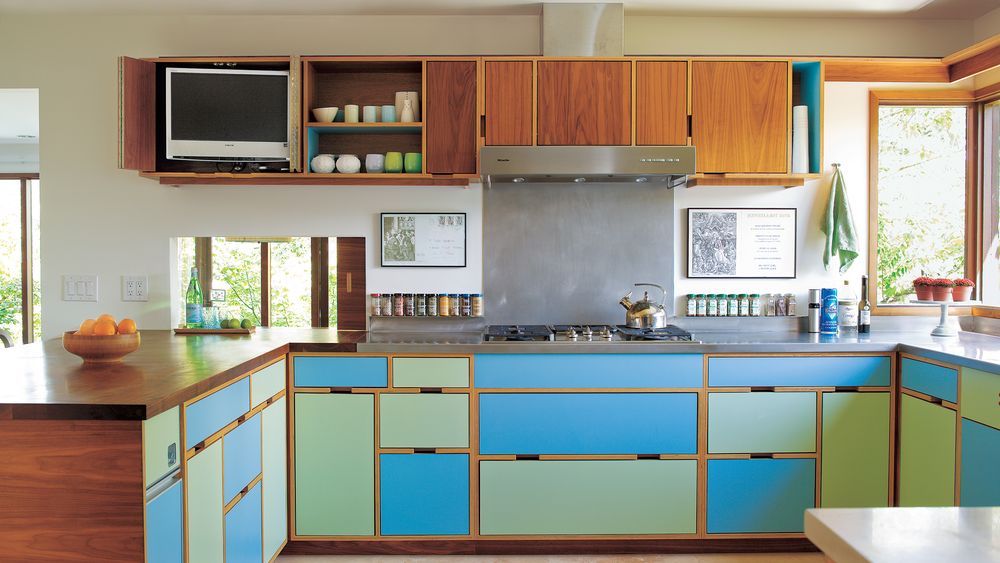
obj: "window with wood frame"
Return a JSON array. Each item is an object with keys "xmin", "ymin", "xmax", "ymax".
[
  {"xmin": 0, "ymin": 173, "xmax": 39, "ymax": 344},
  {"xmin": 982, "ymin": 98, "xmax": 1000, "ymax": 308},
  {"xmin": 869, "ymin": 91, "xmax": 978, "ymax": 312}
]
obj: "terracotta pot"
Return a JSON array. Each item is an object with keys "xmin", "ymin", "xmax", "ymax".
[
  {"xmin": 953, "ymin": 286, "xmax": 973, "ymax": 301},
  {"xmin": 931, "ymin": 286, "xmax": 953, "ymax": 302},
  {"xmin": 914, "ymin": 285, "xmax": 934, "ymax": 301}
]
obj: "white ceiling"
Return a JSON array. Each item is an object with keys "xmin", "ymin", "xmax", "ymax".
[
  {"xmin": 0, "ymin": 0, "xmax": 996, "ymax": 18},
  {"xmin": 0, "ymin": 90, "xmax": 39, "ymax": 143}
]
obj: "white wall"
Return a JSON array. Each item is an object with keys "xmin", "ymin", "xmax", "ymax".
[{"xmin": 973, "ymin": 6, "xmax": 1000, "ymax": 41}]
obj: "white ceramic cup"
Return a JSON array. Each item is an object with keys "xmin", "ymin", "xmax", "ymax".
[
  {"xmin": 344, "ymin": 104, "xmax": 360, "ymax": 123},
  {"xmin": 365, "ymin": 153, "xmax": 385, "ymax": 173},
  {"xmin": 363, "ymin": 106, "xmax": 377, "ymax": 123}
]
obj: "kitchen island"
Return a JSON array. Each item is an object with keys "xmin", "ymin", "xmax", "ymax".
[{"xmin": 1, "ymin": 328, "xmax": 998, "ymax": 561}]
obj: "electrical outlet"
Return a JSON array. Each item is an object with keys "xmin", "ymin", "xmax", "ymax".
[
  {"xmin": 63, "ymin": 275, "xmax": 98, "ymax": 302},
  {"xmin": 122, "ymin": 275, "xmax": 148, "ymax": 302}
]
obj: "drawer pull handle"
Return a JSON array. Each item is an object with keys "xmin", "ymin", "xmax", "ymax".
[
  {"xmin": 750, "ymin": 386, "xmax": 776, "ymax": 392},
  {"xmin": 750, "ymin": 453, "xmax": 775, "ymax": 459},
  {"xmin": 420, "ymin": 387, "xmax": 444, "ymax": 394},
  {"xmin": 414, "ymin": 448, "xmax": 435, "ymax": 454},
  {"xmin": 835, "ymin": 386, "xmax": 860, "ymax": 392},
  {"xmin": 515, "ymin": 454, "xmax": 540, "ymax": 461},
  {"xmin": 637, "ymin": 454, "xmax": 659, "ymax": 460},
  {"xmin": 329, "ymin": 387, "xmax": 352, "ymax": 394}
]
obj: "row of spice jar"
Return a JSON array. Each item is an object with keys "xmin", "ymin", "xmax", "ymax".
[
  {"xmin": 685, "ymin": 293, "xmax": 797, "ymax": 317},
  {"xmin": 371, "ymin": 293, "xmax": 484, "ymax": 317}
]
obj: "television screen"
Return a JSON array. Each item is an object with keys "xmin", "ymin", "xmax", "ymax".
[{"xmin": 166, "ymin": 68, "xmax": 289, "ymax": 161}]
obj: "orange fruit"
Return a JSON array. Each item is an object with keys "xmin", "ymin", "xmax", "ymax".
[
  {"xmin": 77, "ymin": 318, "xmax": 97, "ymax": 335},
  {"xmin": 97, "ymin": 313, "xmax": 117, "ymax": 324},
  {"xmin": 118, "ymin": 318, "xmax": 137, "ymax": 335},
  {"xmin": 93, "ymin": 319, "xmax": 117, "ymax": 336}
]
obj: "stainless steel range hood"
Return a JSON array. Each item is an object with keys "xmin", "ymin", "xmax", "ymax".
[{"xmin": 480, "ymin": 146, "xmax": 696, "ymax": 188}]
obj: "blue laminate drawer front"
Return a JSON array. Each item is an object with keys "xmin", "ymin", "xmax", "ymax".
[
  {"xmin": 225, "ymin": 482, "xmax": 262, "ymax": 563},
  {"xmin": 223, "ymin": 413, "xmax": 262, "ymax": 503},
  {"xmin": 145, "ymin": 477, "xmax": 183, "ymax": 563},
  {"xmin": 707, "ymin": 458, "xmax": 815, "ymax": 533},
  {"xmin": 480, "ymin": 393, "xmax": 697, "ymax": 455},
  {"xmin": 475, "ymin": 354, "xmax": 703, "ymax": 389},
  {"xmin": 293, "ymin": 356, "xmax": 388, "ymax": 388},
  {"xmin": 960, "ymin": 418, "xmax": 1000, "ymax": 507},
  {"xmin": 901, "ymin": 357, "xmax": 958, "ymax": 403},
  {"xmin": 379, "ymin": 454, "xmax": 470, "ymax": 536},
  {"xmin": 185, "ymin": 377, "xmax": 251, "ymax": 448},
  {"xmin": 708, "ymin": 356, "xmax": 890, "ymax": 387}
]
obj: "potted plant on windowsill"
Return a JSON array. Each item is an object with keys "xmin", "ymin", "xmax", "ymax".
[
  {"xmin": 913, "ymin": 277, "xmax": 935, "ymax": 301},
  {"xmin": 953, "ymin": 278, "xmax": 975, "ymax": 301},
  {"xmin": 931, "ymin": 278, "xmax": 955, "ymax": 301}
]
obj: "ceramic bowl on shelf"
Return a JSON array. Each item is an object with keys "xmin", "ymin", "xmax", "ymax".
[
  {"xmin": 310, "ymin": 154, "xmax": 336, "ymax": 173},
  {"xmin": 336, "ymin": 154, "xmax": 362, "ymax": 174},
  {"xmin": 312, "ymin": 107, "xmax": 339, "ymax": 122},
  {"xmin": 63, "ymin": 331, "xmax": 141, "ymax": 364}
]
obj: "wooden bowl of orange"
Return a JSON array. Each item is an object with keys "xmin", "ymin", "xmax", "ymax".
[{"xmin": 62, "ymin": 314, "xmax": 141, "ymax": 363}]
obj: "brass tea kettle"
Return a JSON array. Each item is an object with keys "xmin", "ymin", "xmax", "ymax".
[{"xmin": 619, "ymin": 283, "xmax": 668, "ymax": 329}]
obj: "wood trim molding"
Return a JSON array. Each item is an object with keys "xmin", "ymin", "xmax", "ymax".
[
  {"xmin": 974, "ymin": 81, "xmax": 1000, "ymax": 102},
  {"xmin": 0, "ymin": 173, "xmax": 39, "ymax": 180},
  {"xmin": 20, "ymin": 179, "xmax": 33, "ymax": 343},
  {"xmin": 823, "ymin": 58, "xmax": 948, "ymax": 83},
  {"xmin": 972, "ymin": 306, "xmax": 1000, "ymax": 319},
  {"xmin": 943, "ymin": 35, "xmax": 1000, "ymax": 82}
]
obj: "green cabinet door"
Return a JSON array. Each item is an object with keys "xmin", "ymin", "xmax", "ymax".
[
  {"xmin": 708, "ymin": 392, "xmax": 816, "ymax": 453},
  {"xmin": 392, "ymin": 357, "xmax": 470, "ymax": 388},
  {"xmin": 899, "ymin": 394, "xmax": 956, "ymax": 507},
  {"xmin": 380, "ymin": 393, "xmax": 469, "ymax": 448},
  {"xmin": 821, "ymin": 392, "xmax": 890, "ymax": 507},
  {"xmin": 480, "ymin": 459, "xmax": 696, "ymax": 535},
  {"xmin": 960, "ymin": 367, "xmax": 1000, "ymax": 431},
  {"xmin": 294, "ymin": 393, "xmax": 375, "ymax": 536},
  {"xmin": 262, "ymin": 396, "xmax": 287, "ymax": 560},
  {"xmin": 186, "ymin": 440, "xmax": 223, "ymax": 563}
]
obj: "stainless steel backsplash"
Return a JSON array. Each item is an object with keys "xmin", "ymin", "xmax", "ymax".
[{"xmin": 484, "ymin": 182, "xmax": 675, "ymax": 325}]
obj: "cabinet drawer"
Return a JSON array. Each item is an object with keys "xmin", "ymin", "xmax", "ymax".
[
  {"xmin": 379, "ymin": 454, "xmax": 469, "ymax": 536},
  {"xmin": 145, "ymin": 476, "xmax": 183, "ymax": 563},
  {"xmin": 708, "ymin": 356, "xmax": 890, "ymax": 387},
  {"xmin": 223, "ymin": 413, "xmax": 261, "ymax": 503},
  {"xmin": 480, "ymin": 393, "xmax": 697, "ymax": 455},
  {"xmin": 707, "ymin": 458, "xmax": 815, "ymax": 533},
  {"xmin": 185, "ymin": 377, "xmax": 250, "ymax": 448},
  {"xmin": 392, "ymin": 357, "xmax": 469, "ymax": 388},
  {"xmin": 224, "ymin": 482, "xmax": 262, "ymax": 563},
  {"xmin": 262, "ymin": 397, "xmax": 287, "ymax": 562},
  {"xmin": 379, "ymin": 393, "xmax": 469, "ymax": 448},
  {"xmin": 294, "ymin": 355, "xmax": 387, "ymax": 388},
  {"xmin": 901, "ymin": 357, "xmax": 958, "ymax": 403},
  {"xmin": 898, "ymin": 394, "xmax": 956, "ymax": 507},
  {"xmin": 143, "ymin": 406, "xmax": 180, "ymax": 489},
  {"xmin": 480, "ymin": 460, "xmax": 696, "ymax": 535},
  {"xmin": 251, "ymin": 359, "xmax": 285, "ymax": 407},
  {"xmin": 475, "ymin": 353, "xmax": 703, "ymax": 389},
  {"xmin": 960, "ymin": 418, "xmax": 1000, "ymax": 507},
  {"xmin": 708, "ymin": 392, "xmax": 816, "ymax": 453},
  {"xmin": 960, "ymin": 367, "xmax": 1000, "ymax": 430},
  {"xmin": 821, "ymin": 392, "xmax": 890, "ymax": 508},
  {"xmin": 186, "ymin": 441, "xmax": 223, "ymax": 563}
]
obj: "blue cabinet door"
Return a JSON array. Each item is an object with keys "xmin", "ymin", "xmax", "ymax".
[
  {"xmin": 225, "ymin": 482, "xmax": 263, "ymax": 563},
  {"xmin": 475, "ymin": 354, "xmax": 703, "ymax": 389},
  {"xmin": 707, "ymin": 458, "xmax": 815, "ymax": 533},
  {"xmin": 708, "ymin": 356, "xmax": 890, "ymax": 387},
  {"xmin": 960, "ymin": 418, "xmax": 1000, "ymax": 506},
  {"xmin": 145, "ymin": 477, "xmax": 183, "ymax": 563},
  {"xmin": 185, "ymin": 377, "xmax": 251, "ymax": 447},
  {"xmin": 379, "ymin": 454, "xmax": 470, "ymax": 536},
  {"xmin": 223, "ymin": 413, "xmax": 262, "ymax": 503},
  {"xmin": 901, "ymin": 357, "xmax": 958, "ymax": 403},
  {"xmin": 293, "ymin": 356, "xmax": 388, "ymax": 388}
]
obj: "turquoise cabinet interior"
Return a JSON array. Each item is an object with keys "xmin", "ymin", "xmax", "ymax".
[
  {"xmin": 960, "ymin": 418, "xmax": 1000, "ymax": 507},
  {"xmin": 901, "ymin": 357, "xmax": 958, "ymax": 403},
  {"xmin": 186, "ymin": 441, "xmax": 224, "ymax": 563},
  {"xmin": 223, "ymin": 412, "xmax": 262, "ymax": 503},
  {"xmin": 708, "ymin": 392, "xmax": 816, "ymax": 453},
  {"xmin": 145, "ymin": 477, "xmax": 183, "ymax": 563},
  {"xmin": 225, "ymin": 482, "xmax": 263, "ymax": 563},
  {"xmin": 480, "ymin": 459, "xmax": 697, "ymax": 535},
  {"xmin": 707, "ymin": 355, "xmax": 890, "ymax": 387},
  {"xmin": 293, "ymin": 355, "xmax": 388, "ymax": 388},
  {"xmin": 185, "ymin": 377, "xmax": 250, "ymax": 447},
  {"xmin": 821, "ymin": 392, "xmax": 890, "ymax": 507},
  {"xmin": 143, "ymin": 406, "xmax": 180, "ymax": 489},
  {"xmin": 707, "ymin": 458, "xmax": 815, "ymax": 533},
  {"xmin": 379, "ymin": 454, "xmax": 470, "ymax": 536},
  {"xmin": 475, "ymin": 353, "xmax": 703, "ymax": 388},
  {"xmin": 898, "ymin": 394, "xmax": 956, "ymax": 507},
  {"xmin": 480, "ymin": 392, "xmax": 697, "ymax": 454},
  {"xmin": 262, "ymin": 397, "xmax": 288, "ymax": 560}
]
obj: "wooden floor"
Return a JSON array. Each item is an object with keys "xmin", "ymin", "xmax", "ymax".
[{"xmin": 278, "ymin": 554, "xmax": 825, "ymax": 562}]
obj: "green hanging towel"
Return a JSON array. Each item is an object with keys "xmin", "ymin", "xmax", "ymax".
[{"xmin": 821, "ymin": 164, "xmax": 859, "ymax": 273}]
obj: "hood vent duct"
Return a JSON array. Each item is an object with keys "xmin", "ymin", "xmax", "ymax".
[
  {"xmin": 542, "ymin": 3, "xmax": 624, "ymax": 57},
  {"xmin": 481, "ymin": 146, "xmax": 696, "ymax": 188}
]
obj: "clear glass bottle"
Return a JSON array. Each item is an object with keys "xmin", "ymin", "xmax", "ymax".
[
  {"xmin": 739, "ymin": 293, "xmax": 750, "ymax": 316},
  {"xmin": 371, "ymin": 293, "xmax": 381, "ymax": 317},
  {"xmin": 185, "ymin": 267, "xmax": 204, "ymax": 328},
  {"xmin": 471, "ymin": 294, "xmax": 484, "ymax": 317},
  {"xmin": 380, "ymin": 293, "xmax": 392, "ymax": 316},
  {"xmin": 775, "ymin": 294, "xmax": 787, "ymax": 316},
  {"xmin": 449, "ymin": 293, "xmax": 460, "ymax": 317},
  {"xmin": 750, "ymin": 294, "xmax": 762, "ymax": 316},
  {"xmin": 696, "ymin": 294, "xmax": 707, "ymax": 317},
  {"xmin": 707, "ymin": 294, "xmax": 718, "ymax": 317},
  {"xmin": 728, "ymin": 294, "xmax": 739, "ymax": 317},
  {"xmin": 686, "ymin": 294, "xmax": 697, "ymax": 317},
  {"xmin": 786, "ymin": 293, "xmax": 797, "ymax": 316},
  {"xmin": 438, "ymin": 294, "xmax": 450, "ymax": 317},
  {"xmin": 766, "ymin": 294, "xmax": 776, "ymax": 316},
  {"xmin": 460, "ymin": 294, "xmax": 472, "ymax": 317},
  {"xmin": 404, "ymin": 293, "xmax": 415, "ymax": 317},
  {"xmin": 427, "ymin": 293, "xmax": 438, "ymax": 316},
  {"xmin": 416, "ymin": 293, "xmax": 427, "ymax": 316},
  {"xmin": 393, "ymin": 293, "xmax": 404, "ymax": 317}
]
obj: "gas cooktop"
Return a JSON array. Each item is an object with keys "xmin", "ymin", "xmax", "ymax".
[{"xmin": 483, "ymin": 324, "xmax": 696, "ymax": 342}]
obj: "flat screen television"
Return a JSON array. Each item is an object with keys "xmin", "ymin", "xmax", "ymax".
[{"xmin": 165, "ymin": 67, "xmax": 290, "ymax": 162}]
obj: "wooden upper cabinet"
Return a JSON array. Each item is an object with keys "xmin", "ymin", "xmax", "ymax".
[
  {"xmin": 691, "ymin": 61, "xmax": 789, "ymax": 173},
  {"xmin": 118, "ymin": 56, "xmax": 156, "ymax": 171},
  {"xmin": 636, "ymin": 61, "xmax": 688, "ymax": 146},
  {"xmin": 484, "ymin": 61, "xmax": 533, "ymax": 146},
  {"xmin": 425, "ymin": 60, "xmax": 479, "ymax": 175},
  {"xmin": 537, "ymin": 61, "xmax": 631, "ymax": 146}
]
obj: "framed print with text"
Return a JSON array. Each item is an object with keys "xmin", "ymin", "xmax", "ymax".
[
  {"xmin": 380, "ymin": 212, "xmax": 467, "ymax": 267},
  {"xmin": 687, "ymin": 208, "xmax": 797, "ymax": 278}
]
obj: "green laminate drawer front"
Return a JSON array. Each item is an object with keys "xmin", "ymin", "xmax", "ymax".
[
  {"xmin": 295, "ymin": 393, "xmax": 375, "ymax": 536},
  {"xmin": 143, "ymin": 406, "xmax": 180, "ymax": 489},
  {"xmin": 392, "ymin": 357, "xmax": 470, "ymax": 388},
  {"xmin": 821, "ymin": 392, "xmax": 890, "ymax": 507},
  {"xmin": 708, "ymin": 392, "xmax": 816, "ymax": 453},
  {"xmin": 186, "ymin": 440, "xmax": 223, "ymax": 563},
  {"xmin": 251, "ymin": 359, "xmax": 286, "ymax": 407},
  {"xmin": 480, "ymin": 460, "xmax": 697, "ymax": 535},
  {"xmin": 898, "ymin": 394, "xmax": 956, "ymax": 507},
  {"xmin": 960, "ymin": 367, "xmax": 1000, "ymax": 430},
  {"xmin": 379, "ymin": 393, "xmax": 469, "ymax": 448}
]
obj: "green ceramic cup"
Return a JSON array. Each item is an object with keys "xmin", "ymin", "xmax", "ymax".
[
  {"xmin": 404, "ymin": 152, "xmax": 422, "ymax": 174},
  {"xmin": 384, "ymin": 152, "xmax": 403, "ymax": 173}
]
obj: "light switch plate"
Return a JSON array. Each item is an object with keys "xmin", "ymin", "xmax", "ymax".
[
  {"xmin": 63, "ymin": 274, "xmax": 98, "ymax": 302},
  {"xmin": 122, "ymin": 275, "xmax": 148, "ymax": 302}
]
